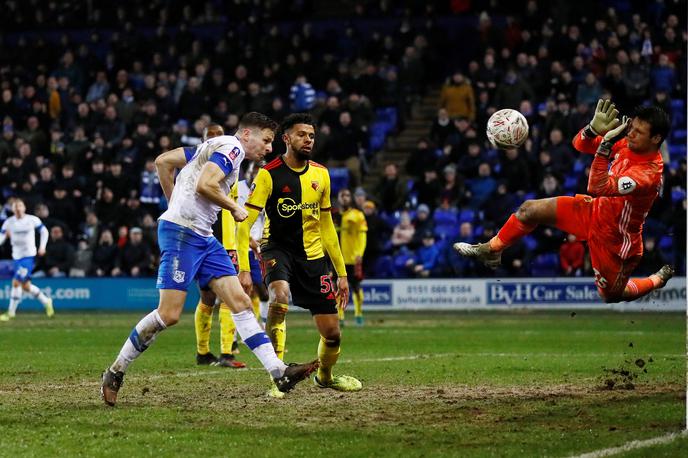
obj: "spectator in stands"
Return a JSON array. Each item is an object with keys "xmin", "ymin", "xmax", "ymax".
[
  {"xmin": 447, "ymin": 222, "xmax": 475, "ymax": 276},
  {"xmin": 499, "ymin": 148, "xmax": 531, "ymax": 193},
  {"xmin": 391, "ymin": 211, "xmax": 415, "ymax": 249},
  {"xmin": 405, "ymin": 231, "xmax": 440, "ymax": 277},
  {"xmin": 374, "ymin": 163, "xmax": 407, "ymax": 213},
  {"xmin": 413, "ymin": 169, "xmax": 441, "ymax": 210},
  {"xmin": 140, "ymin": 159, "xmax": 162, "ymax": 217},
  {"xmin": 39, "ymin": 225, "xmax": 75, "ymax": 277},
  {"xmin": 439, "ymin": 72, "xmax": 475, "ymax": 121},
  {"xmin": 289, "ymin": 75, "xmax": 316, "ymax": 112},
  {"xmin": 96, "ymin": 106, "xmax": 125, "ymax": 151},
  {"xmin": 456, "ymin": 141, "xmax": 485, "ymax": 179},
  {"xmin": 405, "ymin": 138, "xmax": 438, "ymax": 179},
  {"xmin": 70, "ymin": 237, "xmax": 93, "ymax": 277},
  {"xmin": 49, "ymin": 185, "xmax": 81, "ymax": 235},
  {"xmin": 329, "ymin": 111, "xmax": 365, "ymax": 187},
  {"xmin": 429, "ymin": 108, "xmax": 457, "ymax": 147},
  {"xmin": 494, "ymin": 68, "xmax": 534, "ymax": 110},
  {"xmin": 438, "ymin": 164, "xmax": 465, "ymax": 208},
  {"xmin": 576, "ymin": 72, "xmax": 603, "ymax": 108},
  {"xmin": 111, "ymin": 227, "xmax": 152, "ymax": 277},
  {"xmin": 410, "ymin": 204, "xmax": 434, "ymax": 248},
  {"xmin": 91, "ymin": 229, "xmax": 118, "ymax": 277},
  {"xmin": 362, "ymin": 200, "xmax": 389, "ymax": 276},
  {"xmin": 467, "ymin": 162, "xmax": 497, "ymax": 210},
  {"xmin": 650, "ymin": 54, "xmax": 677, "ymax": 95},
  {"xmin": 559, "ymin": 234, "xmax": 585, "ymax": 276}
]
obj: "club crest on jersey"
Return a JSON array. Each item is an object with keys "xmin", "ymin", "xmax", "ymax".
[
  {"xmin": 311, "ymin": 181, "xmax": 319, "ymax": 191},
  {"xmin": 173, "ymin": 270, "xmax": 186, "ymax": 283},
  {"xmin": 228, "ymin": 147, "xmax": 240, "ymax": 161},
  {"xmin": 266, "ymin": 259, "xmax": 277, "ymax": 268}
]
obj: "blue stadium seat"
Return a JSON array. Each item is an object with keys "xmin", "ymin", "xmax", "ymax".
[
  {"xmin": 329, "ymin": 167, "xmax": 350, "ymax": 195},
  {"xmin": 671, "ymin": 129, "xmax": 686, "ymax": 143},
  {"xmin": 564, "ymin": 175, "xmax": 578, "ymax": 193},
  {"xmin": 434, "ymin": 224, "xmax": 455, "ymax": 240},
  {"xmin": 573, "ymin": 160, "xmax": 585, "ymax": 173},
  {"xmin": 671, "ymin": 99, "xmax": 685, "ymax": 111},
  {"xmin": 523, "ymin": 235, "xmax": 538, "ymax": 251},
  {"xmin": 671, "ymin": 187, "xmax": 686, "ymax": 203},
  {"xmin": 669, "ymin": 144, "xmax": 686, "ymax": 161},
  {"xmin": 372, "ymin": 255, "xmax": 394, "ymax": 278},
  {"xmin": 530, "ymin": 253, "xmax": 560, "ymax": 277},
  {"xmin": 433, "ymin": 208, "xmax": 458, "ymax": 226},
  {"xmin": 458, "ymin": 209, "xmax": 476, "ymax": 223}
]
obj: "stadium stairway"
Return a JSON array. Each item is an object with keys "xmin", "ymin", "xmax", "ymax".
[{"xmin": 362, "ymin": 87, "xmax": 441, "ymax": 193}]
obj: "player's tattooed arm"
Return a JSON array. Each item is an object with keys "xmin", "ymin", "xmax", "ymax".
[{"xmin": 155, "ymin": 147, "xmax": 188, "ymax": 202}]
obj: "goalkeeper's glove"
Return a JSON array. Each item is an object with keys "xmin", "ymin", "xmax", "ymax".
[
  {"xmin": 583, "ymin": 99, "xmax": 620, "ymax": 138},
  {"xmin": 596, "ymin": 116, "xmax": 630, "ymax": 158}
]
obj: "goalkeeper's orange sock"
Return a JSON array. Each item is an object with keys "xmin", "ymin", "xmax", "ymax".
[
  {"xmin": 490, "ymin": 214, "xmax": 536, "ymax": 251},
  {"xmin": 622, "ymin": 276, "xmax": 663, "ymax": 301},
  {"xmin": 194, "ymin": 301, "xmax": 214, "ymax": 355}
]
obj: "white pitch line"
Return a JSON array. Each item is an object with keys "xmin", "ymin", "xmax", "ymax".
[{"xmin": 567, "ymin": 431, "xmax": 688, "ymax": 458}]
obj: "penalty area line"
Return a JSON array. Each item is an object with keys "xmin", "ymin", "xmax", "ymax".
[{"xmin": 567, "ymin": 431, "xmax": 688, "ymax": 458}]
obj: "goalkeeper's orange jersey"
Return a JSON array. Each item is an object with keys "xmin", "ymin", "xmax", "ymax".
[{"xmin": 571, "ymin": 129, "xmax": 663, "ymax": 259}]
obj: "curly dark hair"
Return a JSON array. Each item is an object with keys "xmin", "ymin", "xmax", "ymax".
[{"xmin": 279, "ymin": 113, "xmax": 315, "ymax": 134}]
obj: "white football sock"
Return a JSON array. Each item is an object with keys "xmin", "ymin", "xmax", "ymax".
[
  {"xmin": 28, "ymin": 284, "xmax": 50, "ymax": 306},
  {"xmin": 8, "ymin": 285, "xmax": 22, "ymax": 317},
  {"xmin": 110, "ymin": 310, "xmax": 166, "ymax": 373},
  {"xmin": 232, "ymin": 309, "xmax": 286, "ymax": 378},
  {"xmin": 259, "ymin": 300, "xmax": 269, "ymax": 327}
]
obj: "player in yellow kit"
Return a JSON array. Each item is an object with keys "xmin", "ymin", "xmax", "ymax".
[
  {"xmin": 191, "ymin": 124, "xmax": 245, "ymax": 368},
  {"xmin": 335, "ymin": 188, "xmax": 367, "ymax": 326},
  {"xmin": 237, "ymin": 113, "xmax": 362, "ymax": 397}
]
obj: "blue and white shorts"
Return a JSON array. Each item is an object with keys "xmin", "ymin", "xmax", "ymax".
[
  {"xmin": 156, "ymin": 220, "xmax": 236, "ymax": 291},
  {"xmin": 13, "ymin": 257, "xmax": 35, "ymax": 282}
]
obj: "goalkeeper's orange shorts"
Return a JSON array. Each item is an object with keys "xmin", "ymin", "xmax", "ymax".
[{"xmin": 555, "ymin": 194, "xmax": 640, "ymax": 298}]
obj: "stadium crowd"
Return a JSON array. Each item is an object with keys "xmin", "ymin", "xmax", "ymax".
[{"xmin": 0, "ymin": 0, "xmax": 685, "ymax": 280}]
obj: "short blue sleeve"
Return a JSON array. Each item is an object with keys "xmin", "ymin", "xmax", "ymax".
[
  {"xmin": 209, "ymin": 152, "xmax": 233, "ymax": 176},
  {"xmin": 183, "ymin": 146, "xmax": 196, "ymax": 162}
]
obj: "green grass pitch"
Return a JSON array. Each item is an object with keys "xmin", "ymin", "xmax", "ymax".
[{"xmin": 0, "ymin": 310, "xmax": 685, "ymax": 457}]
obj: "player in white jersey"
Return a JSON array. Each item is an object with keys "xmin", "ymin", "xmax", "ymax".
[
  {"xmin": 0, "ymin": 198, "xmax": 54, "ymax": 321},
  {"xmin": 101, "ymin": 112, "xmax": 319, "ymax": 406},
  {"xmin": 237, "ymin": 162, "xmax": 269, "ymax": 325}
]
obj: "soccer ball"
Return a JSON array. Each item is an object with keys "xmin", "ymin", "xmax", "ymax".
[{"xmin": 486, "ymin": 109, "xmax": 529, "ymax": 149}]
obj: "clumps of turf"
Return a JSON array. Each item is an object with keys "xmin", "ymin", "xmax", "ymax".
[{"xmin": 600, "ymin": 356, "xmax": 653, "ymax": 390}]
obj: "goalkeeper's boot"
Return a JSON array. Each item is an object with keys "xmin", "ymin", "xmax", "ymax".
[
  {"xmin": 44, "ymin": 298, "xmax": 55, "ymax": 318},
  {"xmin": 273, "ymin": 360, "xmax": 319, "ymax": 393},
  {"xmin": 314, "ymin": 374, "xmax": 363, "ymax": 392},
  {"xmin": 101, "ymin": 369, "xmax": 124, "ymax": 407},
  {"xmin": 214, "ymin": 353, "xmax": 246, "ymax": 368},
  {"xmin": 355, "ymin": 316, "xmax": 364, "ymax": 326},
  {"xmin": 196, "ymin": 352, "xmax": 218, "ymax": 365},
  {"xmin": 0, "ymin": 312, "xmax": 12, "ymax": 322},
  {"xmin": 654, "ymin": 265, "xmax": 674, "ymax": 287},
  {"xmin": 453, "ymin": 242, "xmax": 502, "ymax": 269}
]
